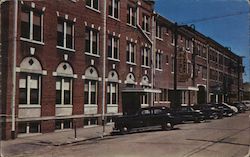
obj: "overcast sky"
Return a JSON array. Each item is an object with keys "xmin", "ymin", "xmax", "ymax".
[{"xmin": 155, "ymin": 0, "xmax": 249, "ymax": 82}]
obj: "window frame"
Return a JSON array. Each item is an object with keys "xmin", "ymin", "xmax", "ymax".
[
  {"xmin": 57, "ymin": 19, "xmax": 75, "ymax": 51},
  {"xmin": 155, "ymin": 51, "xmax": 162, "ymax": 70},
  {"xmin": 108, "ymin": 35, "xmax": 120, "ymax": 60},
  {"xmin": 86, "ymin": 0, "xmax": 99, "ymax": 11},
  {"xmin": 127, "ymin": 5, "xmax": 136, "ymax": 27},
  {"xmin": 19, "ymin": 73, "xmax": 41, "ymax": 105},
  {"xmin": 56, "ymin": 77, "xmax": 73, "ymax": 105},
  {"xmin": 85, "ymin": 27, "xmax": 100, "ymax": 56},
  {"xmin": 141, "ymin": 47, "xmax": 150, "ymax": 67},
  {"xmin": 126, "ymin": 41, "xmax": 136, "ymax": 64},
  {"xmin": 20, "ymin": 5, "xmax": 44, "ymax": 43},
  {"xmin": 84, "ymin": 80, "xmax": 98, "ymax": 105},
  {"xmin": 108, "ymin": 0, "xmax": 120, "ymax": 19},
  {"xmin": 107, "ymin": 82, "xmax": 118, "ymax": 105}
]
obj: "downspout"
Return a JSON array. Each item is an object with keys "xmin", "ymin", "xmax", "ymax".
[
  {"xmin": 206, "ymin": 44, "xmax": 209, "ymax": 103},
  {"xmin": 11, "ymin": 0, "xmax": 18, "ymax": 139},
  {"xmin": 151, "ymin": 13, "xmax": 156, "ymax": 106},
  {"xmin": 101, "ymin": 0, "xmax": 107, "ymax": 136}
]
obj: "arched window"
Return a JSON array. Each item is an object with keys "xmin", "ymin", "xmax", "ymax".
[
  {"xmin": 141, "ymin": 75, "xmax": 150, "ymax": 108},
  {"xmin": 84, "ymin": 67, "xmax": 98, "ymax": 105},
  {"xmin": 19, "ymin": 57, "xmax": 43, "ymax": 105},
  {"xmin": 55, "ymin": 62, "xmax": 74, "ymax": 105},
  {"xmin": 107, "ymin": 71, "xmax": 118, "ymax": 108}
]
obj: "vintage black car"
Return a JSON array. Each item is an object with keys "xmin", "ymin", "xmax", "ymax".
[
  {"xmin": 212, "ymin": 103, "xmax": 235, "ymax": 117},
  {"xmin": 230, "ymin": 102, "xmax": 248, "ymax": 113},
  {"xmin": 170, "ymin": 106, "xmax": 205, "ymax": 123},
  {"xmin": 113, "ymin": 106, "xmax": 174, "ymax": 134},
  {"xmin": 193, "ymin": 104, "xmax": 223, "ymax": 120}
]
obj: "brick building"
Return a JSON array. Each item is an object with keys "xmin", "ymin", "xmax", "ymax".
[{"xmin": 1, "ymin": 0, "xmax": 244, "ymax": 140}]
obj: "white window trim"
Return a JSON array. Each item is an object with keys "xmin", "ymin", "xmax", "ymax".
[
  {"xmin": 142, "ymin": 47, "xmax": 150, "ymax": 67},
  {"xmin": 127, "ymin": 6, "xmax": 136, "ymax": 26},
  {"xmin": 85, "ymin": 80, "xmax": 97, "ymax": 105},
  {"xmin": 57, "ymin": 78, "xmax": 73, "ymax": 105},
  {"xmin": 86, "ymin": 0, "xmax": 99, "ymax": 12},
  {"xmin": 107, "ymin": 83, "xmax": 118, "ymax": 106},
  {"xmin": 19, "ymin": 75, "xmax": 41, "ymax": 106},
  {"xmin": 57, "ymin": 21, "xmax": 75, "ymax": 50},
  {"xmin": 155, "ymin": 52, "xmax": 162, "ymax": 70},
  {"xmin": 127, "ymin": 42, "xmax": 136, "ymax": 63},
  {"xmin": 85, "ymin": 28, "xmax": 100, "ymax": 55},
  {"xmin": 109, "ymin": 0, "xmax": 120, "ymax": 19},
  {"xmin": 109, "ymin": 36, "xmax": 119, "ymax": 60},
  {"xmin": 143, "ymin": 15, "xmax": 150, "ymax": 33},
  {"xmin": 21, "ymin": 8, "xmax": 44, "ymax": 42}
]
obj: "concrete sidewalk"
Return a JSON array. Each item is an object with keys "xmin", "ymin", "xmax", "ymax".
[{"xmin": 1, "ymin": 124, "xmax": 113, "ymax": 147}]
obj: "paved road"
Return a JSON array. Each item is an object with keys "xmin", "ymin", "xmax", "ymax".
[{"xmin": 2, "ymin": 111, "xmax": 250, "ymax": 157}]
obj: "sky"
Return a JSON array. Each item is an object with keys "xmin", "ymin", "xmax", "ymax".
[{"xmin": 155, "ymin": 0, "xmax": 250, "ymax": 82}]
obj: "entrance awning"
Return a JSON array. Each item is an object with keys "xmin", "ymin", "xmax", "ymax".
[{"xmin": 122, "ymin": 88, "xmax": 161, "ymax": 93}]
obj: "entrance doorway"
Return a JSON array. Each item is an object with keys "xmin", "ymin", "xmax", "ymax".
[{"xmin": 197, "ymin": 86, "xmax": 206, "ymax": 104}]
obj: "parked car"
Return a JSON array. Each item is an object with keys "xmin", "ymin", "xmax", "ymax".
[
  {"xmin": 241, "ymin": 100, "xmax": 250, "ymax": 108},
  {"xmin": 170, "ymin": 106, "xmax": 205, "ymax": 123},
  {"xmin": 113, "ymin": 106, "xmax": 174, "ymax": 134},
  {"xmin": 230, "ymin": 102, "xmax": 247, "ymax": 113},
  {"xmin": 213, "ymin": 103, "xmax": 235, "ymax": 117},
  {"xmin": 193, "ymin": 104, "xmax": 223, "ymax": 120}
]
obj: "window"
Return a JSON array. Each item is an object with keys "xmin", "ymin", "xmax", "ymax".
[
  {"xmin": 108, "ymin": 0, "xmax": 119, "ymax": 19},
  {"xmin": 84, "ymin": 80, "xmax": 97, "ymax": 105},
  {"xmin": 185, "ymin": 39, "xmax": 190, "ymax": 50},
  {"xmin": 85, "ymin": 27, "xmax": 99, "ymax": 55},
  {"xmin": 19, "ymin": 74, "xmax": 41, "ymax": 105},
  {"xmin": 56, "ymin": 77, "xmax": 72, "ymax": 105},
  {"xmin": 127, "ymin": 5, "xmax": 136, "ymax": 26},
  {"xmin": 86, "ymin": 0, "xmax": 99, "ymax": 10},
  {"xmin": 202, "ymin": 66, "xmax": 207, "ymax": 79},
  {"xmin": 107, "ymin": 82, "xmax": 118, "ymax": 105},
  {"xmin": 18, "ymin": 122, "xmax": 40, "ymax": 134},
  {"xmin": 156, "ymin": 51, "xmax": 162, "ymax": 69},
  {"xmin": 156, "ymin": 21, "xmax": 162, "ymax": 39},
  {"xmin": 21, "ymin": 6, "xmax": 43, "ymax": 42},
  {"xmin": 55, "ymin": 119, "xmax": 72, "ymax": 130},
  {"xmin": 141, "ymin": 47, "xmax": 150, "ymax": 67},
  {"xmin": 141, "ymin": 86, "xmax": 149, "ymax": 107},
  {"xmin": 142, "ymin": 14, "xmax": 150, "ymax": 32},
  {"xmin": 57, "ymin": 19, "xmax": 74, "ymax": 49},
  {"xmin": 126, "ymin": 41, "xmax": 136, "ymax": 63},
  {"xmin": 108, "ymin": 35, "xmax": 119, "ymax": 60}
]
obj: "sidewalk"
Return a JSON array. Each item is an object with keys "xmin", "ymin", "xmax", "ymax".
[{"xmin": 1, "ymin": 124, "xmax": 113, "ymax": 147}]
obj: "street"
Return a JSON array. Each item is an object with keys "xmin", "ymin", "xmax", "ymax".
[{"xmin": 2, "ymin": 111, "xmax": 250, "ymax": 157}]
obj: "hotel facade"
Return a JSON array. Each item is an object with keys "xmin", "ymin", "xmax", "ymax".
[{"xmin": 0, "ymin": 0, "xmax": 244, "ymax": 140}]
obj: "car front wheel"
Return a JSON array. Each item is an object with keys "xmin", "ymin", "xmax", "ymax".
[
  {"xmin": 162, "ymin": 122, "xmax": 173, "ymax": 131},
  {"xmin": 120, "ymin": 126, "xmax": 129, "ymax": 134}
]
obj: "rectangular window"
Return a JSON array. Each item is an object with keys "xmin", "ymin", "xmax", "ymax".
[
  {"xmin": 84, "ymin": 80, "xmax": 97, "ymax": 105},
  {"xmin": 156, "ymin": 51, "xmax": 162, "ymax": 69},
  {"xmin": 185, "ymin": 39, "xmax": 190, "ymax": 50},
  {"xmin": 160, "ymin": 89, "xmax": 167, "ymax": 101},
  {"xmin": 107, "ymin": 83, "xmax": 118, "ymax": 105},
  {"xmin": 21, "ymin": 6, "xmax": 42, "ymax": 42},
  {"xmin": 108, "ymin": 35, "xmax": 119, "ymax": 60},
  {"xmin": 142, "ymin": 14, "xmax": 150, "ymax": 32},
  {"xmin": 57, "ymin": 19, "xmax": 74, "ymax": 49},
  {"xmin": 109, "ymin": 0, "xmax": 119, "ymax": 19},
  {"xmin": 85, "ymin": 28, "xmax": 99, "ymax": 55},
  {"xmin": 19, "ymin": 74, "xmax": 40, "ymax": 105},
  {"xmin": 86, "ymin": 0, "xmax": 99, "ymax": 10},
  {"xmin": 156, "ymin": 22, "xmax": 162, "ymax": 39},
  {"xmin": 126, "ymin": 41, "xmax": 136, "ymax": 63},
  {"xmin": 171, "ymin": 32, "xmax": 175, "ymax": 45},
  {"xmin": 127, "ymin": 5, "xmax": 136, "ymax": 26},
  {"xmin": 56, "ymin": 77, "xmax": 72, "ymax": 105},
  {"xmin": 141, "ymin": 47, "xmax": 150, "ymax": 67}
]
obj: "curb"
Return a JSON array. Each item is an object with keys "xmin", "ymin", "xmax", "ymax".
[{"xmin": 53, "ymin": 134, "xmax": 111, "ymax": 146}]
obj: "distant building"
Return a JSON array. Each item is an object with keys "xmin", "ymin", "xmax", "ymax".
[
  {"xmin": 1, "ymin": 0, "xmax": 244, "ymax": 140},
  {"xmin": 243, "ymin": 82, "xmax": 250, "ymax": 100}
]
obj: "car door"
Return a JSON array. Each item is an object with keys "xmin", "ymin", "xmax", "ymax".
[{"xmin": 139, "ymin": 109, "xmax": 151, "ymax": 128}]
